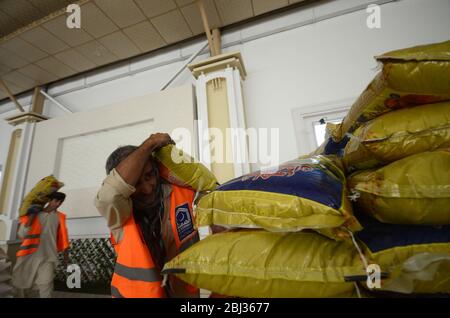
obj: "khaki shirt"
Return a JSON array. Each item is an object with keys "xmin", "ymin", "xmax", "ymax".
[{"xmin": 94, "ymin": 169, "xmax": 197, "ymax": 298}]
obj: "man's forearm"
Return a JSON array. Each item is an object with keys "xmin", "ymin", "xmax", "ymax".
[{"xmin": 115, "ymin": 140, "xmax": 156, "ymax": 187}]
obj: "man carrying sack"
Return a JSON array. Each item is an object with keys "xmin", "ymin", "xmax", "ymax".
[{"xmin": 12, "ymin": 192, "xmax": 70, "ymax": 298}]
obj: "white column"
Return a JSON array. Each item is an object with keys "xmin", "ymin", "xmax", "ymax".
[
  {"xmin": 0, "ymin": 118, "xmax": 38, "ymax": 244},
  {"xmin": 189, "ymin": 52, "xmax": 250, "ymax": 182}
]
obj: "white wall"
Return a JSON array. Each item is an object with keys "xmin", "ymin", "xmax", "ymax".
[
  {"xmin": 240, "ymin": 0, "xmax": 450, "ymax": 167},
  {"xmin": 1, "ymin": 0, "xmax": 449, "ymax": 176}
]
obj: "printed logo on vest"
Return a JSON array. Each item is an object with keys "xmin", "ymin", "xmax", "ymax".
[{"xmin": 175, "ymin": 202, "xmax": 194, "ymax": 242}]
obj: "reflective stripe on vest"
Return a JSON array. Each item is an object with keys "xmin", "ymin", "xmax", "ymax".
[
  {"xmin": 111, "ymin": 286, "xmax": 124, "ymax": 298},
  {"xmin": 110, "ymin": 184, "xmax": 199, "ymax": 298},
  {"xmin": 111, "ymin": 213, "xmax": 165, "ymax": 298},
  {"xmin": 16, "ymin": 215, "xmax": 41, "ymax": 257},
  {"xmin": 18, "ymin": 244, "xmax": 39, "ymax": 250},
  {"xmin": 114, "ymin": 262, "xmax": 160, "ymax": 283},
  {"xmin": 16, "ymin": 212, "xmax": 69, "ymax": 258}
]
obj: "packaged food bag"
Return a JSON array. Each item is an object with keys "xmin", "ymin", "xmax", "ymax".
[
  {"xmin": 196, "ymin": 155, "xmax": 361, "ymax": 240},
  {"xmin": 344, "ymin": 101, "xmax": 450, "ymax": 171},
  {"xmin": 19, "ymin": 175, "xmax": 64, "ymax": 217},
  {"xmin": 356, "ymin": 213, "xmax": 450, "ymax": 295},
  {"xmin": 163, "ymin": 230, "xmax": 364, "ymax": 298},
  {"xmin": 333, "ymin": 40, "xmax": 450, "ymax": 141},
  {"xmin": 348, "ymin": 150, "xmax": 450, "ymax": 225},
  {"xmin": 154, "ymin": 144, "xmax": 218, "ymax": 192}
]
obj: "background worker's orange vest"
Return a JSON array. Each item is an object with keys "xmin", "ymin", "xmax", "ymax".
[
  {"xmin": 16, "ymin": 211, "xmax": 70, "ymax": 257},
  {"xmin": 110, "ymin": 184, "xmax": 199, "ymax": 298}
]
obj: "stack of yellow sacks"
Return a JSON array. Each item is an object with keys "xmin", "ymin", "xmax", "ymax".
[
  {"xmin": 163, "ymin": 155, "xmax": 371, "ymax": 298},
  {"xmin": 342, "ymin": 40, "xmax": 450, "ymax": 296},
  {"xmin": 19, "ymin": 175, "xmax": 64, "ymax": 217},
  {"xmin": 162, "ymin": 40, "xmax": 450, "ymax": 298}
]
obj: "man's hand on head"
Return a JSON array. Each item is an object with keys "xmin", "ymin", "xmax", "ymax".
[{"xmin": 144, "ymin": 133, "xmax": 175, "ymax": 152}]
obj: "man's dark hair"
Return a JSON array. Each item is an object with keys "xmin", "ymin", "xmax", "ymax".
[
  {"xmin": 49, "ymin": 192, "xmax": 66, "ymax": 203},
  {"xmin": 105, "ymin": 145, "xmax": 139, "ymax": 175}
]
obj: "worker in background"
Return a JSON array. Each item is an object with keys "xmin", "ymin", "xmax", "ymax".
[
  {"xmin": 12, "ymin": 192, "xmax": 70, "ymax": 298},
  {"xmin": 95, "ymin": 133, "xmax": 200, "ymax": 298}
]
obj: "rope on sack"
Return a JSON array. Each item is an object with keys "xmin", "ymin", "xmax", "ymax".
[
  {"xmin": 193, "ymin": 179, "xmax": 203, "ymax": 206},
  {"xmin": 347, "ymin": 229, "xmax": 370, "ymax": 299},
  {"xmin": 348, "ymin": 229, "xmax": 369, "ymax": 270},
  {"xmin": 353, "ymin": 282, "xmax": 362, "ymax": 299}
]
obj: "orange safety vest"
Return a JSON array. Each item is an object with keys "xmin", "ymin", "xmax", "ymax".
[
  {"xmin": 16, "ymin": 211, "xmax": 70, "ymax": 257},
  {"xmin": 110, "ymin": 184, "xmax": 199, "ymax": 298}
]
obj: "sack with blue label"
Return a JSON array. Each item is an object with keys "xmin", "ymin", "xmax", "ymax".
[
  {"xmin": 196, "ymin": 155, "xmax": 362, "ymax": 240},
  {"xmin": 355, "ymin": 212, "xmax": 450, "ymax": 295}
]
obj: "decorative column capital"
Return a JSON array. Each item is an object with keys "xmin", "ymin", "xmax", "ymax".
[
  {"xmin": 5, "ymin": 112, "xmax": 48, "ymax": 126},
  {"xmin": 188, "ymin": 51, "xmax": 247, "ymax": 80}
]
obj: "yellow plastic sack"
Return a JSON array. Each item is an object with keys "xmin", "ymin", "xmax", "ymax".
[
  {"xmin": 348, "ymin": 150, "xmax": 450, "ymax": 225},
  {"xmin": 333, "ymin": 40, "xmax": 450, "ymax": 141},
  {"xmin": 154, "ymin": 144, "xmax": 218, "ymax": 192},
  {"xmin": 162, "ymin": 231, "xmax": 364, "ymax": 298},
  {"xmin": 356, "ymin": 214, "xmax": 450, "ymax": 295},
  {"xmin": 196, "ymin": 156, "xmax": 361, "ymax": 240},
  {"xmin": 344, "ymin": 101, "xmax": 450, "ymax": 171},
  {"xmin": 19, "ymin": 175, "xmax": 64, "ymax": 217}
]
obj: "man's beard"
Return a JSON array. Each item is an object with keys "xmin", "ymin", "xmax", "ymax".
[
  {"xmin": 132, "ymin": 184, "xmax": 166, "ymax": 270},
  {"xmin": 133, "ymin": 194, "xmax": 159, "ymax": 211}
]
